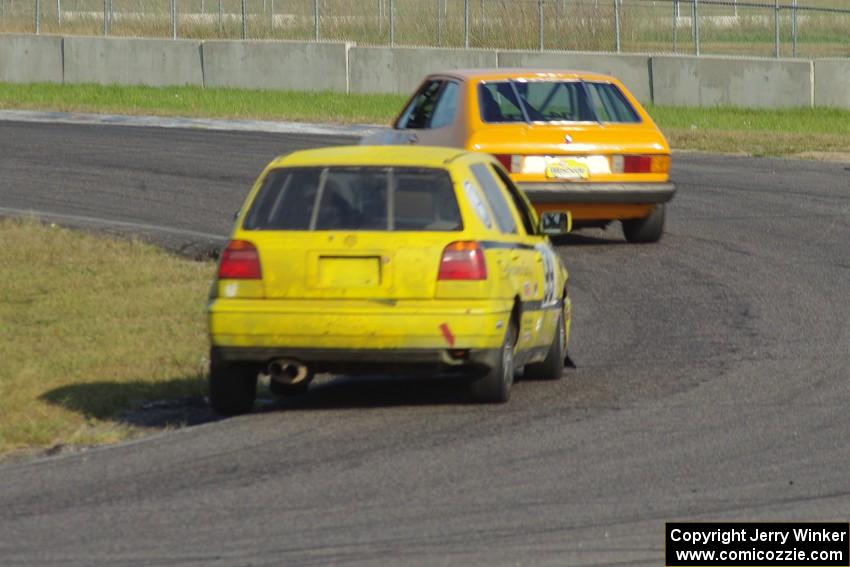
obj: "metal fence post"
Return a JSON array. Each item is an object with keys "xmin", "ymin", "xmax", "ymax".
[
  {"xmin": 479, "ymin": 0, "xmax": 484, "ymax": 42},
  {"xmin": 103, "ymin": 0, "xmax": 108, "ymax": 36},
  {"xmin": 242, "ymin": 0, "xmax": 248, "ymax": 39},
  {"xmin": 672, "ymin": 0, "xmax": 678, "ymax": 53},
  {"xmin": 171, "ymin": 0, "xmax": 177, "ymax": 39},
  {"xmin": 791, "ymin": 0, "xmax": 797, "ymax": 58},
  {"xmin": 218, "ymin": 0, "xmax": 223, "ymax": 35},
  {"xmin": 774, "ymin": 0, "xmax": 780, "ymax": 58},
  {"xmin": 464, "ymin": 0, "xmax": 469, "ymax": 48},
  {"xmin": 57, "ymin": 0, "xmax": 61, "ymax": 26},
  {"xmin": 35, "ymin": 0, "xmax": 40, "ymax": 34},
  {"xmin": 390, "ymin": 0, "xmax": 395, "ymax": 46},
  {"xmin": 437, "ymin": 0, "xmax": 443, "ymax": 46},
  {"xmin": 693, "ymin": 0, "xmax": 699, "ymax": 56},
  {"xmin": 538, "ymin": 0, "xmax": 543, "ymax": 51},
  {"xmin": 614, "ymin": 0, "xmax": 621, "ymax": 53},
  {"xmin": 314, "ymin": 0, "xmax": 320, "ymax": 41}
]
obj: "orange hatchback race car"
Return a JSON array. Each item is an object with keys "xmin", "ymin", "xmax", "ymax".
[{"xmin": 366, "ymin": 69, "xmax": 675, "ymax": 243}]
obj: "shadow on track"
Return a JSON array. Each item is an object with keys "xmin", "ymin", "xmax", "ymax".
[
  {"xmin": 257, "ymin": 374, "xmax": 475, "ymax": 413},
  {"xmin": 40, "ymin": 377, "xmax": 221, "ymax": 428},
  {"xmin": 549, "ymin": 229, "xmax": 626, "ymax": 247},
  {"xmin": 38, "ymin": 373, "xmax": 488, "ymax": 428}
]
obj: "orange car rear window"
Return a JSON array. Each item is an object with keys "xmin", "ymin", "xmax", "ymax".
[{"xmin": 478, "ymin": 81, "xmax": 641, "ymax": 124}]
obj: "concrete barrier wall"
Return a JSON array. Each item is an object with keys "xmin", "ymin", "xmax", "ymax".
[
  {"xmin": 63, "ymin": 37, "xmax": 203, "ymax": 87},
  {"xmin": 651, "ymin": 55, "xmax": 814, "ymax": 109},
  {"xmin": 813, "ymin": 59, "xmax": 850, "ymax": 108},
  {"xmin": 202, "ymin": 40, "xmax": 350, "ymax": 92},
  {"xmin": 0, "ymin": 34, "xmax": 63, "ymax": 84},
  {"xmin": 3, "ymin": 33, "xmax": 845, "ymax": 109},
  {"xmin": 349, "ymin": 47, "xmax": 498, "ymax": 94},
  {"xmin": 497, "ymin": 50, "xmax": 653, "ymax": 103}
]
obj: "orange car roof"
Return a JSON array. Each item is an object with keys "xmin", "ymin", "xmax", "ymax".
[{"xmin": 430, "ymin": 68, "xmax": 618, "ymax": 83}]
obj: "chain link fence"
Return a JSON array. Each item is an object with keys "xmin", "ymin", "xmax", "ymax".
[{"xmin": 0, "ymin": 0, "xmax": 847, "ymax": 57}]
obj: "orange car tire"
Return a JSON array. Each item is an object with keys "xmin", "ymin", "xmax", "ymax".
[{"xmin": 622, "ymin": 203, "xmax": 665, "ymax": 244}]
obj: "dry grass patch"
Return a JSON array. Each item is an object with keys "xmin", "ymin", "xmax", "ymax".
[
  {"xmin": 665, "ymin": 129, "xmax": 850, "ymax": 158},
  {"xmin": 0, "ymin": 218, "xmax": 214, "ymax": 456}
]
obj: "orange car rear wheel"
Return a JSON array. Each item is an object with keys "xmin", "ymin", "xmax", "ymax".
[{"xmin": 622, "ymin": 204, "xmax": 665, "ymax": 243}]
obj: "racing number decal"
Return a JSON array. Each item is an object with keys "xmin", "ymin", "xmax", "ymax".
[{"xmin": 536, "ymin": 244, "xmax": 558, "ymax": 308}]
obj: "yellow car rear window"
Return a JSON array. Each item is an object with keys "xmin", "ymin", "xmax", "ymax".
[{"xmin": 243, "ymin": 166, "xmax": 463, "ymax": 232}]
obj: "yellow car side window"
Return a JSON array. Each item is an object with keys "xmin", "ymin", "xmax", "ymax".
[{"xmin": 470, "ymin": 164, "xmax": 517, "ymax": 235}]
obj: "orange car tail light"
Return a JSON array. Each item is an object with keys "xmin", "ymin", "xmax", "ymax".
[
  {"xmin": 612, "ymin": 155, "xmax": 670, "ymax": 174},
  {"xmin": 438, "ymin": 241, "xmax": 487, "ymax": 280},
  {"xmin": 492, "ymin": 154, "xmax": 521, "ymax": 173},
  {"xmin": 218, "ymin": 240, "xmax": 262, "ymax": 280}
]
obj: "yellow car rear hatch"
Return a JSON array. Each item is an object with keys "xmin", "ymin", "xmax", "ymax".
[{"xmin": 217, "ymin": 147, "xmax": 493, "ymax": 303}]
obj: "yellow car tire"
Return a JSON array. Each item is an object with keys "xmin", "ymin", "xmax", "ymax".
[
  {"xmin": 468, "ymin": 323, "xmax": 516, "ymax": 404},
  {"xmin": 209, "ymin": 349, "xmax": 259, "ymax": 416},
  {"xmin": 524, "ymin": 311, "xmax": 566, "ymax": 381}
]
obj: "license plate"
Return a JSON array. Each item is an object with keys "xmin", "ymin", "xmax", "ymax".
[
  {"xmin": 545, "ymin": 158, "xmax": 591, "ymax": 180},
  {"xmin": 317, "ymin": 256, "xmax": 381, "ymax": 287}
]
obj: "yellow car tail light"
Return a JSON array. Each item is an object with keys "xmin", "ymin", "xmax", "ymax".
[
  {"xmin": 218, "ymin": 240, "xmax": 262, "ymax": 280},
  {"xmin": 438, "ymin": 241, "xmax": 487, "ymax": 280}
]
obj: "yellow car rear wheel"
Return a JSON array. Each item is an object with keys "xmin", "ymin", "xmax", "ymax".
[
  {"xmin": 468, "ymin": 323, "xmax": 516, "ymax": 404},
  {"xmin": 209, "ymin": 349, "xmax": 259, "ymax": 416},
  {"xmin": 524, "ymin": 311, "xmax": 566, "ymax": 381}
]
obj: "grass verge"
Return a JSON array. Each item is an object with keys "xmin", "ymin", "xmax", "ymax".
[
  {"xmin": 648, "ymin": 105, "xmax": 850, "ymax": 157},
  {"xmin": 2, "ymin": 82, "xmax": 850, "ymax": 157},
  {"xmin": 0, "ymin": 82, "xmax": 406, "ymax": 126},
  {"xmin": 0, "ymin": 218, "xmax": 214, "ymax": 457}
]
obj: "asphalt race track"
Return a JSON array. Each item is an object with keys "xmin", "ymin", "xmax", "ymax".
[{"xmin": 1, "ymin": 120, "xmax": 849, "ymax": 566}]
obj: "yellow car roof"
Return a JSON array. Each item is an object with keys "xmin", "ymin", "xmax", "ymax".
[
  {"xmin": 431, "ymin": 68, "xmax": 619, "ymax": 83},
  {"xmin": 271, "ymin": 145, "xmax": 471, "ymax": 169}
]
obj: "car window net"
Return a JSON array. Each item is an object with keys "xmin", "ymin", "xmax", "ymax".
[
  {"xmin": 243, "ymin": 166, "xmax": 462, "ymax": 232},
  {"xmin": 478, "ymin": 81, "xmax": 640, "ymax": 124},
  {"xmin": 398, "ymin": 80, "xmax": 443, "ymax": 129}
]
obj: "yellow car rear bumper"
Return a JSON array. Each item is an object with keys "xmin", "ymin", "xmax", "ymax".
[{"xmin": 209, "ymin": 298, "xmax": 512, "ymax": 351}]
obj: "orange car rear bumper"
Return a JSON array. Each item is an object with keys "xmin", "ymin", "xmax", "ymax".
[{"xmin": 519, "ymin": 182, "xmax": 675, "ymax": 221}]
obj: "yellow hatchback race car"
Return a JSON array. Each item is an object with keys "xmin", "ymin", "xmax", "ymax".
[
  {"xmin": 366, "ymin": 69, "xmax": 675, "ymax": 243},
  {"xmin": 207, "ymin": 146, "xmax": 572, "ymax": 415}
]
